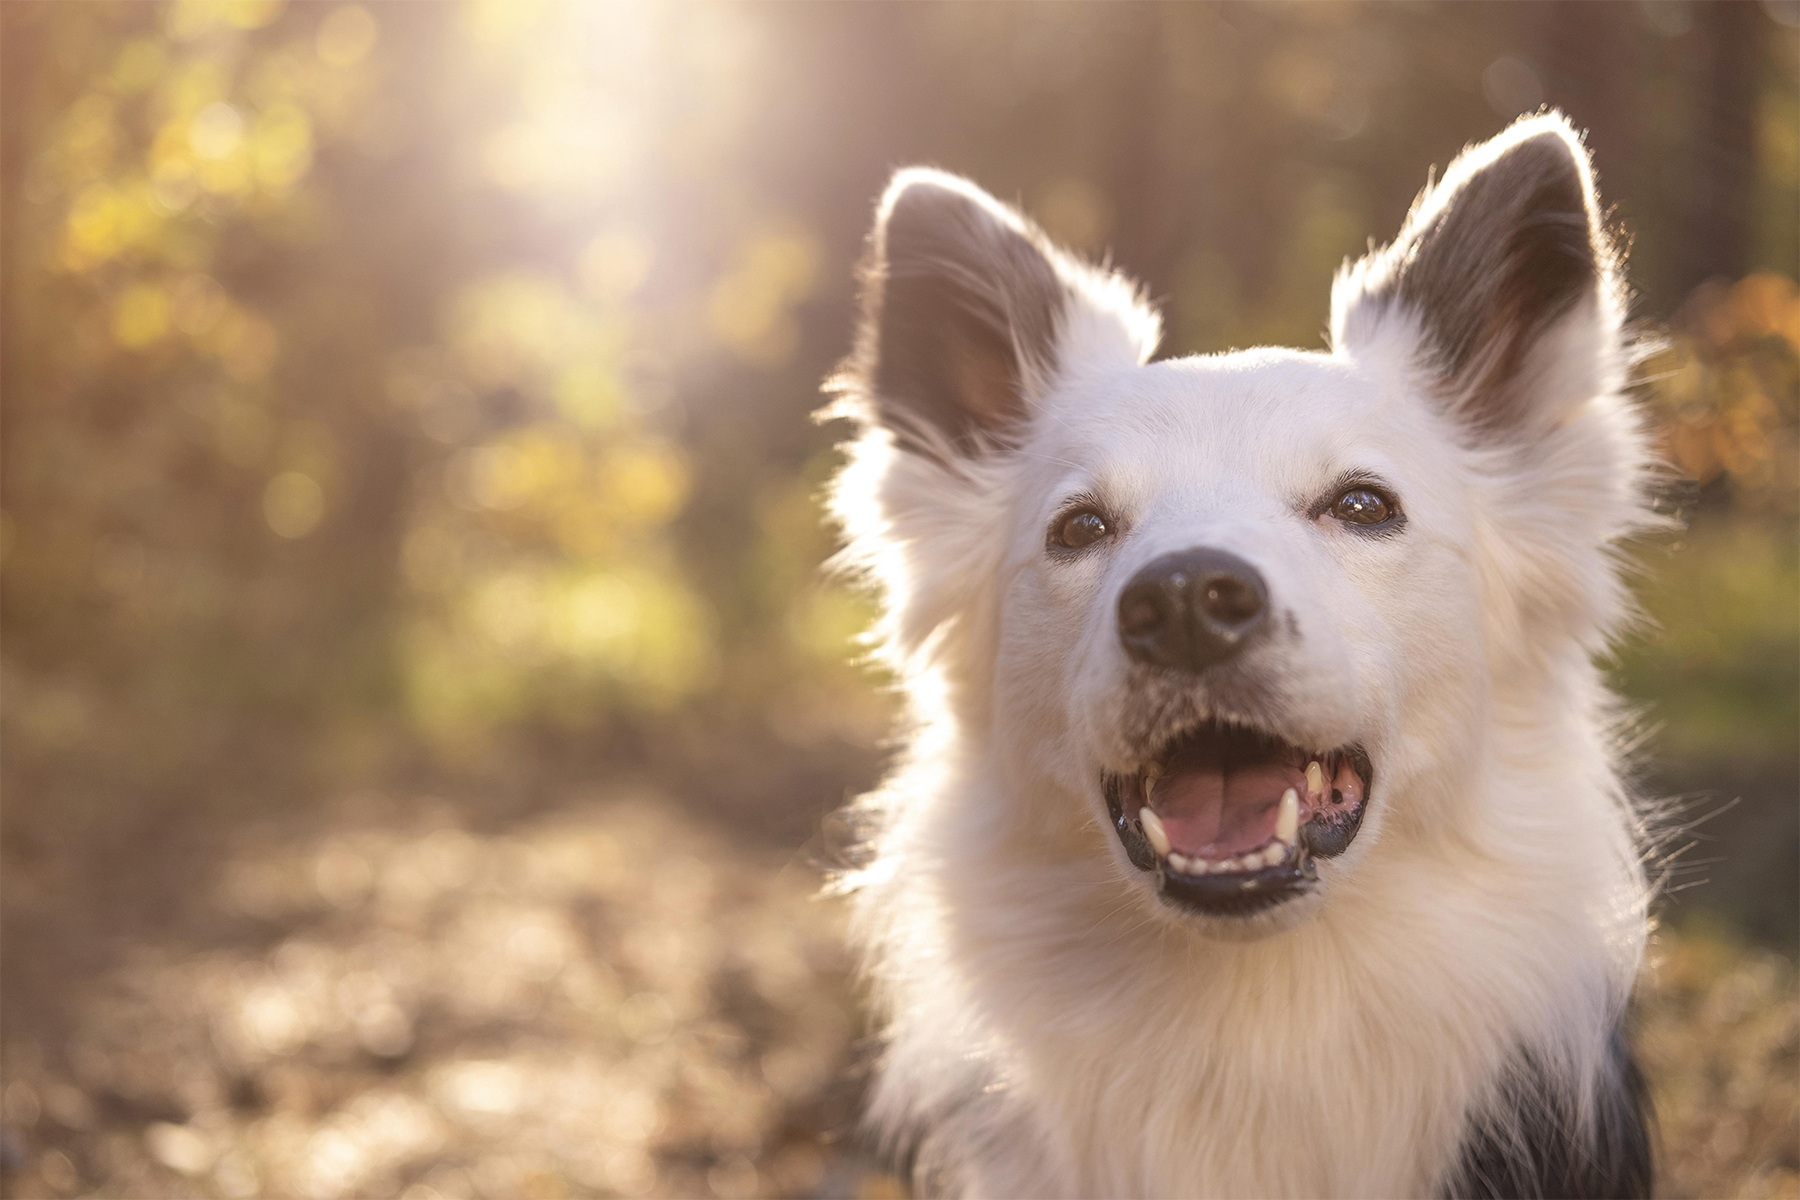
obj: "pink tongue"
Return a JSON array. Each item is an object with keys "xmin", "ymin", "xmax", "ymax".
[{"xmin": 1153, "ymin": 761, "xmax": 1294, "ymax": 857}]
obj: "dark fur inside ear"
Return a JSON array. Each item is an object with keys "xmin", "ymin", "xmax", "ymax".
[
  {"xmin": 846, "ymin": 170, "xmax": 1067, "ymax": 458},
  {"xmin": 1335, "ymin": 115, "xmax": 1619, "ymax": 433}
]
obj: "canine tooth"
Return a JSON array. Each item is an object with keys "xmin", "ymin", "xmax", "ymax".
[
  {"xmin": 1142, "ymin": 761, "xmax": 1162, "ymax": 791},
  {"xmin": 1276, "ymin": 788, "xmax": 1299, "ymax": 843},
  {"xmin": 1306, "ymin": 761, "xmax": 1325, "ymax": 796},
  {"xmin": 1139, "ymin": 808, "xmax": 1171, "ymax": 857}
]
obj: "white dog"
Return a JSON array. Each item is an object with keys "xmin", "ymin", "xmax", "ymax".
[{"xmin": 823, "ymin": 113, "xmax": 1656, "ymax": 1198}]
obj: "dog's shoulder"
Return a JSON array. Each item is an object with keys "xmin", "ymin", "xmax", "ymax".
[{"xmin": 1444, "ymin": 1020, "xmax": 1652, "ymax": 1200}]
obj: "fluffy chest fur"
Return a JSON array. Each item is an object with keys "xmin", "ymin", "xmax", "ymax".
[{"xmin": 858, "ymin": 747, "xmax": 1635, "ymax": 1198}]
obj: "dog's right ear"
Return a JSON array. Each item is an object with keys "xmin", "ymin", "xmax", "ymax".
[
  {"xmin": 1330, "ymin": 114, "xmax": 1625, "ymax": 438},
  {"xmin": 835, "ymin": 169, "xmax": 1159, "ymax": 458}
]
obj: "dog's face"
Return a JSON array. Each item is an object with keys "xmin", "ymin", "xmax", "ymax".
[
  {"xmin": 831, "ymin": 116, "xmax": 1642, "ymax": 935},
  {"xmin": 994, "ymin": 347, "xmax": 1480, "ymax": 928}
]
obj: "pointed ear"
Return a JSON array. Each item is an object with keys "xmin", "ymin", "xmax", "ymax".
[
  {"xmin": 1331, "ymin": 114, "xmax": 1625, "ymax": 435},
  {"xmin": 835, "ymin": 168, "xmax": 1159, "ymax": 457}
]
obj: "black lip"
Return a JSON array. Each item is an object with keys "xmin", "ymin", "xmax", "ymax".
[
  {"xmin": 1102, "ymin": 733, "xmax": 1373, "ymax": 917},
  {"xmin": 1163, "ymin": 850, "xmax": 1318, "ymax": 915}
]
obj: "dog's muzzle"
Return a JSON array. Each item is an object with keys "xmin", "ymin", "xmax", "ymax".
[{"xmin": 1106, "ymin": 547, "xmax": 1371, "ymax": 916}]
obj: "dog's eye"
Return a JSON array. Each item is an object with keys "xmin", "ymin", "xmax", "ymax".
[
  {"xmin": 1053, "ymin": 508, "xmax": 1111, "ymax": 550},
  {"xmin": 1330, "ymin": 487, "xmax": 1394, "ymax": 526}
]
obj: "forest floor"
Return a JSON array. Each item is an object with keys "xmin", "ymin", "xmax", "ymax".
[{"xmin": 1, "ymin": 787, "xmax": 1794, "ymax": 1200}]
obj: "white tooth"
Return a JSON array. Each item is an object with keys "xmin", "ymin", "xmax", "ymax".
[
  {"xmin": 1276, "ymin": 788, "xmax": 1299, "ymax": 843},
  {"xmin": 1139, "ymin": 808, "xmax": 1171, "ymax": 857},
  {"xmin": 1168, "ymin": 851, "xmax": 1190, "ymax": 872},
  {"xmin": 1306, "ymin": 761, "xmax": 1325, "ymax": 796},
  {"xmin": 1262, "ymin": 843, "xmax": 1286, "ymax": 868},
  {"xmin": 1142, "ymin": 761, "xmax": 1162, "ymax": 794},
  {"xmin": 1191, "ymin": 858, "xmax": 1212, "ymax": 874}
]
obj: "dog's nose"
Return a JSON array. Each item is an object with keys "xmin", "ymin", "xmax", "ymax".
[{"xmin": 1117, "ymin": 548, "xmax": 1269, "ymax": 674}]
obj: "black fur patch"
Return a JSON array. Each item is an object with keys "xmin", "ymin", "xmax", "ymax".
[
  {"xmin": 1443, "ymin": 1021, "xmax": 1653, "ymax": 1199},
  {"xmin": 847, "ymin": 173, "xmax": 1067, "ymax": 458}
]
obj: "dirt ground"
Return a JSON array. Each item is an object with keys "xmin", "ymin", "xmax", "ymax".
[{"xmin": 1, "ymin": 789, "xmax": 1794, "ymax": 1200}]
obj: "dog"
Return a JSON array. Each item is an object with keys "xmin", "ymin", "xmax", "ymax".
[{"xmin": 822, "ymin": 113, "xmax": 1656, "ymax": 1198}]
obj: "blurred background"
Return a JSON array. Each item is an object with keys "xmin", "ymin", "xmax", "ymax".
[{"xmin": 0, "ymin": 2, "xmax": 1794, "ymax": 1197}]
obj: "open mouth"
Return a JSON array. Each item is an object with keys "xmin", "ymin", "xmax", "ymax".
[{"xmin": 1103, "ymin": 721, "xmax": 1372, "ymax": 915}]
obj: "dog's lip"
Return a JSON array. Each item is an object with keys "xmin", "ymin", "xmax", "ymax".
[
  {"xmin": 1157, "ymin": 843, "xmax": 1319, "ymax": 915},
  {"xmin": 1102, "ymin": 724, "xmax": 1373, "ymax": 917}
]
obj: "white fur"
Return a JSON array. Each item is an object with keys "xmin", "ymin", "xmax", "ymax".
[{"xmin": 827, "ymin": 121, "xmax": 1656, "ymax": 1198}]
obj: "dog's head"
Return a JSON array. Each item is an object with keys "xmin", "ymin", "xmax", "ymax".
[{"xmin": 828, "ymin": 115, "xmax": 1650, "ymax": 935}]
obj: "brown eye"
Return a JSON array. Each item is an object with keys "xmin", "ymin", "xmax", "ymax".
[
  {"xmin": 1330, "ymin": 487, "xmax": 1393, "ymax": 525},
  {"xmin": 1054, "ymin": 508, "xmax": 1111, "ymax": 550}
]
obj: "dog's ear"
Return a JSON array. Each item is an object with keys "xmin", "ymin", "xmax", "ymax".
[
  {"xmin": 837, "ymin": 168, "xmax": 1159, "ymax": 457},
  {"xmin": 1331, "ymin": 114, "xmax": 1624, "ymax": 435}
]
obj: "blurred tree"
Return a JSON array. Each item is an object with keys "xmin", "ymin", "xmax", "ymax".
[{"xmin": 1688, "ymin": 0, "xmax": 1763, "ymax": 292}]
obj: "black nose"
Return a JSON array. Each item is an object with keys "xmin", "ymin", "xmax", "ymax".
[{"xmin": 1117, "ymin": 548, "xmax": 1269, "ymax": 674}]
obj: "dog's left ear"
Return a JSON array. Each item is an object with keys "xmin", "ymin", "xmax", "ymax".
[
  {"xmin": 1331, "ymin": 113, "xmax": 1624, "ymax": 436},
  {"xmin": 836, "ymin": 168, "xmax": 1160, "ymax": 459}
]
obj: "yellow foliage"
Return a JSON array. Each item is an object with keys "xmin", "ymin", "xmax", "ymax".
[
  {"xmin": 111, "ymin": 282, "xmax": 171, "ymax": 349},
  {"xmin": 111, "ymin": 40, "xmax": 169, "ymax": 95},
  {"xmin": 447, "ymin": 273, "xmax": 587, "ymax": 390},
  {"xmin": 162, "ymin": 58, "xmax": 232, "ymax": 123},
  {"xmin": 467, "ymin": 433, "xmax": 585, "ymax": 513},
  {"xmin": 250, "ymin": 102, "xmax": 314, "ymax": 191},
  {"xmin": 550, "ymin": 362, "xmax": 623, "ymax": 431},
  {"xmin": 599, "ymin": 444, "xmax": 689, "ymax": 528},
  {"xmin": 62, "ymin": 182, "xmax": 160, "ymax": 269},
  {"xmin": 263, "ymin": 471, "xmax": 326, "ymax": 538},
  {"xmin": 167, "ymin": 0, "xmax": 285, "ymax": 41},
  {"xmin": 149, "ymin": 158, "xmax": 200, "ymax": 214},
  {"xmin": 189, "ymin": 101, "xmax": 245, "ymax": 160},
  {"xmin": 404, "ymin": 563, "xmax": 718, "ymax": 737},
  {"xmin": 708, "ymin": 230, "xmax": 821, "ymax": 368},
  {"xmin": 1648, "ymin": 272, "xmax": 1800, "ymax": 513},
  {"xmin": 786, "ymin": 585, "xmax": 878, "ymax": 666}
]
